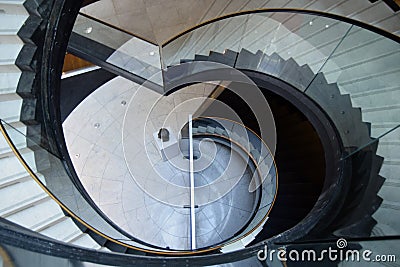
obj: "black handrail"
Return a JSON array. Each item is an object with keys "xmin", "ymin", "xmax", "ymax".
[{"xmin": 161, "ymin": 8, "xmax": 400, "ymax": 46}]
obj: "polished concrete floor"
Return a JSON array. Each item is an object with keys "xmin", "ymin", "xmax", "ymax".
[{"xmin": 63, "ymin": 76, "xmax": 258, "ymax": 249}]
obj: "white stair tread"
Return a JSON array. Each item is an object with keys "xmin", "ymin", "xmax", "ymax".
[
  {"xmin": 40, "ymin": 217, "xmax": 83, "ymax": 242},
  {"xmin": 221, "ymin": 240, "xmax": 245, "ymax": 253},
  {"xmin": 197, "ymin": 126, "xmax": 206, "ymax": 133},
  {"xmin": 0, "ymin": 14, "xmax": 27, "ymax": 33},
  {"xmin": 0, "ymin": 43, "xmax": 23, "ymax": 61},
  {"xmin": 206, "ymin": 125, "xmax": 215, "ymax": 133},
  {"xmin": 6, "ymin": 197, "xmax": 65, "ymax": 231},
  {"xmin": 214, "ymin": 127, "xmax": 224, "ymax": 135},
  {"xmin": 0, "ymin": 92, "xmax": 21, "ymax": 101},
  {"xmin": 373, "ymin": 205, "xmax": 400, "ymax": 234},
  {"xmin": 0, "ymin": 172, "xmax": 30, "ymax": 189},
  {"xmin": 0, "ymin": 72, "xmax": 21, "ymax": 92},
  {"xmin": 0, "ymin": 94, "xmax": 22, "ymax": 122},
  {"xmin": 71, "ymin": 234, "xmax": 101, "ymax": 249},
  {"xmin": 0, "ymin": 121, "xmax": 26, "ymax": 154},
  {"xmin": 0, "ymin": 1, "xmax": 28, "ymax": 15},
  {"xmin": 0, "ymin": 179, "xmax": 47, "ymax": 217},
  {"xmin": 0, "ymin": 147, "xmax": 37, "ymax": 180}
]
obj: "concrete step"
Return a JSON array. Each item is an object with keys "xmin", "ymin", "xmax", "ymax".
[
  {"xmin": 0, "ymin": 93, "xmax": 22, "ymax": 123},
  {"xmin": 372, "ymin": 203, "xmax": 400, "ymax": 235},
  {"xmin": 0, "ymin": 178, "xmax": 48, "ymax": 217},
  {"xmin": 197, "ymin": 126, "xmax": 206, "ymax": 133},
  {"xmin": 0, "ymin": 14, "xmax": 27, "ymax": 40},
  {"xmin": 337, "ymin": 67, "xmax": 399, "ymax": 97},
  {"xmin": 5, "ymin": 197, "xmax": 65, "ymax": 231},
  {"xmin": 370, "ymin": 123, "xmax": 399, "ymax": 139},
  {"xmin": 0, "ymin": 43, "xmax": 23, "ymax": 63},
  {"xmin": 0, "ymin": 121, "xmax": 26, "ymax": 154},
  {"xmin": 39, "ymin": 217, "xmax": 83, "ymax": 243},
  {"xmin": 0, "ymin": 72, "xmax": 20, "ymax": 93},
  {"xmin": 376, "ymin": 142, "xmax": 400, "ymax": 161},
  {"xmin": 0, "ymin": 1, "xmax": 27, "ymax": 15},
  {"xmin": 350, "ymin": 1, "xmax": 396, "ymax": 32},
  {"xmin": 0, "ymin": 58, "xmax": 19, "ymax": 72},
  {"xmin": 206, "ymin": 125, "xmax": 215, "ymax": 134},
  {"xmin": 361, "ymin": 105, "xmax": 400, "ymax": 124},
  {"xmin": 70, "ymin": 233, "xmax": 102, "ymax": 249},
  {"xmin": 239, "ymin": 226, "xmax": 263, "ymax": 247},
  {"xmin": 350, "ymin": 85, "xmax": 400, "ymax": 108},
  {"xmin": 214, "ymin": 127, "xmax": 225, "ymax": 136},
  {"xmin": 324, "ymin": 52, "xmax": 400, "ymax": 87},
  {"xmin": 380, "ymin": 160, "xmax": 400, "ymax": 185},
  {"xmin": 0, "ymin": 147, "xmax": 37, "ymax": 180},
  {"xmin": 0, "ymin": 172, "xmax": 30, "ymax": 189}
]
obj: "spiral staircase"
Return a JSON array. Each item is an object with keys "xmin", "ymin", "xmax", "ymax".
[{"xmin": 0, "ymin": 0, "xmax": 399, "ymax": 266}]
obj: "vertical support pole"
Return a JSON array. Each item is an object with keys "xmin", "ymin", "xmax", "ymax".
[{"xmin": 189, "ymin": 114, "xmax": 196, "ymax": 249}]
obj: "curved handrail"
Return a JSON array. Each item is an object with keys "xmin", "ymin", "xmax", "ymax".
[{"xmin": 161, "ymin": 8, "xmax": 400, "ymax": 47}]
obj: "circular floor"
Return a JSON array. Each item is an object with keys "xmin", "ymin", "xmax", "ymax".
[{"xmin": 63, "ymin": 76, "xmax": 259, "ymax": 250}]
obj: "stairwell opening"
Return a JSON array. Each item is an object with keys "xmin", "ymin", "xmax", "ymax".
[{"xmin": 205, "ymin": 81, "xmax": 325, "ymax": 240}]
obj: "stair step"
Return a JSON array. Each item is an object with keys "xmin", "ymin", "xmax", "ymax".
[
  {"xmin": 70, "ymin": 233, "xmax": 101, "ymax": 249},
  {"xmin": 362, "ymin": 105, "xmax": 400, "ymax": 124},
  {"xmin": 179, "ymin": 58, "xmax": 193, "ymax": 64},
  {"xmin": 0, "ymin": 72, "xmax": 20, "ymax": 93},
  {"xmin": 214, "ymin": 127, "xmax": 225, "ymax": 136},
  {"xmin": 194, "ymin": 54, "xmax": 208, "ymax": 61},
  {"xmin": 0, "ymin": 43, "xmax": 22, "ymax": 62},
  {"xmin": 0, "ymin": 179, "xmax": 48, "ymax": 217},
  {"xmin": 0, "ymin": 172, "xmax": 30, "ymax": 189},
  {"xmin": 351, "ymin": 85, "xmax": 400, "ymax": 109},
  {"xmin": 0, "ymin": 14, "xmax": 27, "ymax": 36},
  {"xmin": 0, "ymin": 147, "xmax": 37, "ymax": 180},
  {"xmin": 0, "ymin": 59, "xmax": 19, "ymax": 72},
  {"xmin": 372, "ymin": 205, "xmax": 400, "ymax": 235},
  {"xmin": 6, "ymin": 197, "xmax": 65, "ymax": 231},
  {"xmin": 377, "ymin": 184, "xmax": 400, "ymax": 204},
  {"xmin": 40, "ymin": 217, "xmax": 83, "ymax": 243},
  {"xmin": 207, "ymin": 50, "xmax": 237, "ymax": 66},
  {"xmin": 337, "ymin": 69, "xmax": 400, "ymax": 100},
  {"xmin": 0, "ymin": 93, "xmax": 22, "ymax": 123},
  {"xmin": 0, "ymin": 121, "xmax": 26, "ymax": 154},
  {"xmin": 236, "ymin": 48, "xmax": 262, "ymax": 70},
  {"xmin": 0, "ymin": 1, "xmax": 27, "ymax": 15},
  {"xmin": 197, "ymin": 126, "xmax": 206, "ymax": 133},
  {"xmin": 206, "ymin": 125, "xmax": 215, "ymax": 134}
]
